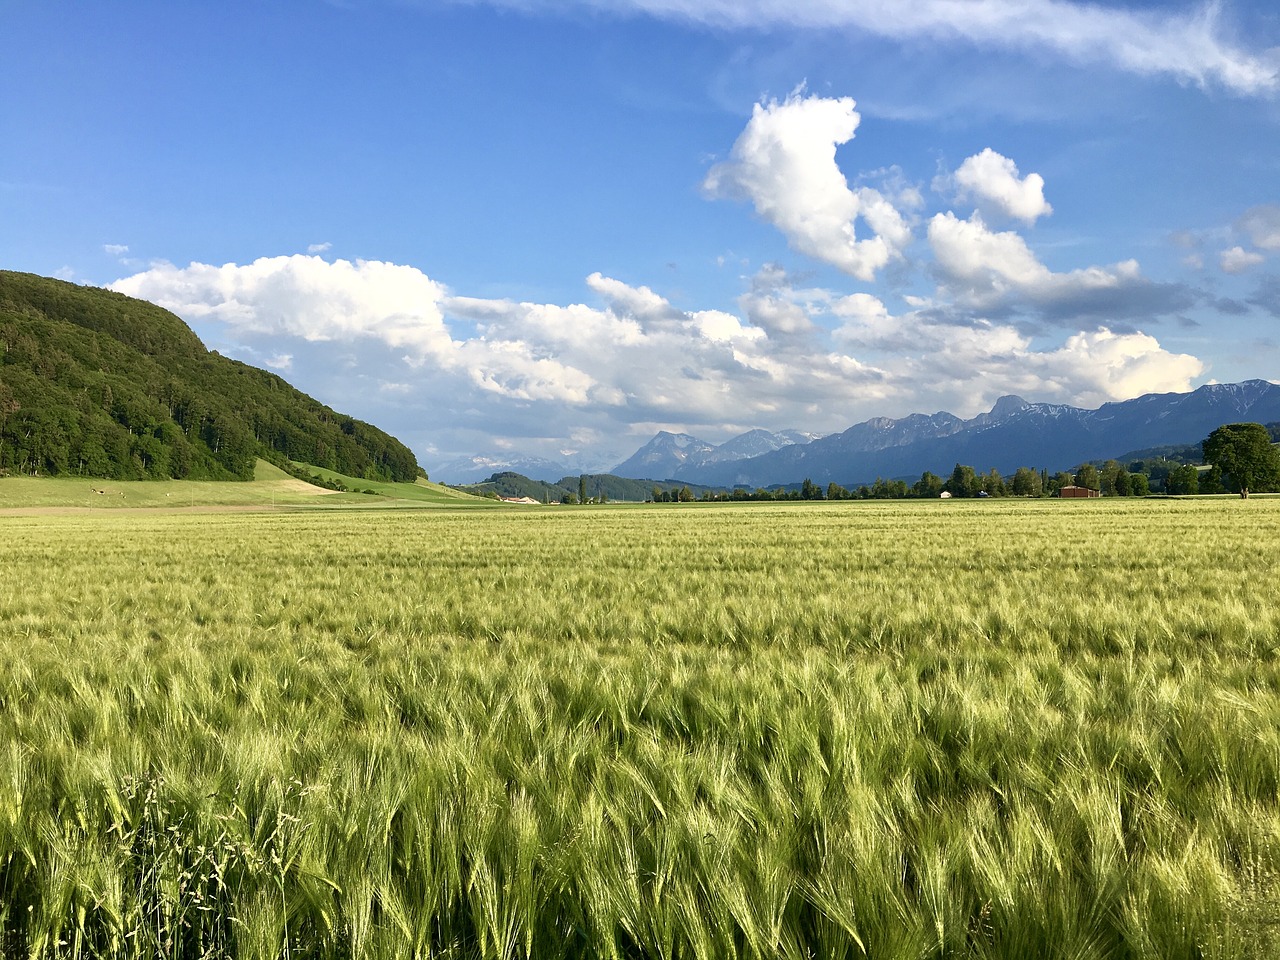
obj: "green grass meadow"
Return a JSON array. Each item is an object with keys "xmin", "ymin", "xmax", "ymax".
[
  {"xmin": 0, "ymin": 461, "xmax": 490, "ymax": 511},
  {"xmin": 1, "ymin": 497, "xmax": 1278, "ymax": 958}
]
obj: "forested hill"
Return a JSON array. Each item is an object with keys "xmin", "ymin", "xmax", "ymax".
[{"xmin": 0, "ymin": 271, "xmax": 421, "ymax": 481}]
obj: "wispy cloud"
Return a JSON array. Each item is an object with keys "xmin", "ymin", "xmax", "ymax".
[
  {"xmin": 465, "ymin": 0, "xmax": 1278, "ymax": 95},
  {"xmin": 1238, "ymin": 205, "xmax": 1280, "ymax": 250}
]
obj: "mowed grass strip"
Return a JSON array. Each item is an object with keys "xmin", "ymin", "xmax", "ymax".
[
  {"xmin": 1, "ymin": 499, "xmax": 1278, "ymax": 959},
  {"xmin": 0, "ymin": 460, "xmax": 494, "ymax": 511}
]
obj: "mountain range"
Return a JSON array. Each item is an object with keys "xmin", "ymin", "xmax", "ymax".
[
  {"xmin": 609, "ymin": 428, "xmax": 820, "ymax": 481},
  {"xmin": 607, "ymin": 381, "xmax": 1280, "ymax": 487},
  {"xmin": 432, "ymin": 429, "xmax": 822, "ymax": 484},
  {"xmin": 431, "ymin": 451, "xmax": 621, "ymax": 485}
]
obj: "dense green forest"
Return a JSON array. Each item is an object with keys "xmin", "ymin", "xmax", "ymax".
[{"xmin": 0, "ymin": 271, "xmax": 420, "ymax": 482}]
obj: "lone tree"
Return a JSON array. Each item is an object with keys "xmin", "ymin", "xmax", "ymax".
[{"xmin": 1202, "ymin": 422, "xmax": 1280, "ymax": 498}]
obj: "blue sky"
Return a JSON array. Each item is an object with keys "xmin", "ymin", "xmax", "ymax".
[{"xmin": 4, "ymin": 0, "xmax": 1279, "ymax": 471}]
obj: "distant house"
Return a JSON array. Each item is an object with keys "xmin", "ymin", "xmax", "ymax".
[
  {"xmin": 1057, "ymin": 485, "xmax": 1100, "ymax": 499},
  {"xmin": 500, "ymin": 496, "xmax": 542, "ymax": 505},
  {"xmin": 939, "ymin": 491, "xmax": 953, "ymax": 499}
]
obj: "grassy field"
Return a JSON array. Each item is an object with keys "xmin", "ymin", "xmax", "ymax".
[
  {"xmin": 1, "ymin": 498, "xmax": 1278, "ymax": 958},
  {"xmin": 0, "ymin": 461, "xmax": 491, "ymax": 511}
]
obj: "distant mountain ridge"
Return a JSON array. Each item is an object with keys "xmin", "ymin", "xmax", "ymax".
[
  {"xmin": 610, "ymin": 427, "xmax": 816, "ymax": 480},
  {"xmin": 610, "ymin": 381, "xmax": 1280, "ymax": 487},
  {"xmin": 432, "ymin": 450, "xmax": 621, "ymax": 485},
  {"xmin": 433, "ymin": 454, "xmax": 579, "ymax": 485}
]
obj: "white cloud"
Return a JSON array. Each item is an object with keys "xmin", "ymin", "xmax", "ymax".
[
  {"xmin": 703, "ymin": 91, "xmax": 910, "ymax": 281},
  {"xmin": 927, "ymin": 211, "xmax": 1177, "ymax": 321},
  {"xmin": 103, "ymin": 243, "xmax": 129, "ymax": 256},
  {"xmin": 107, "ymin": 254, "xmax": 1206, "ymax": 465},
  {"xmin": 112, "ymin": 254, "xmax": 456, "ymax": 356},
  {"xmin": 1237, "ymin": 205, "xmax": 1280, "ymax": 251},
  {"xmin": 691, "ymin": 309, "xmax": 763, "ymax": 343},
  {"xmin": 946, "ymin": 148, "xmax": 1052, "ymax": 224},
  {"xmin": 1220, "ymin": 245, "xmax": 1266, "ymax": 274},
  {"xmin": 831, "ymin": 293, "xmax": 1204, "ymax": 413},
  {"xmin": 585, "ymin": 271, "xmax": 683, "ymax": 327},
  {"xmin": 1035, "ymin": 328, "xmax": 1205, "ymax": 407},
  {"xmin": 111, "ymin": 257, "xmax": 628, "ymax": 407},
  {"xmin": 455, "ymin": 337, "xmax": 600, "ymax": 404},
  {"xmin": 741, "ymin": 293, "xmax": 814, "ymax": 336},
  {"xmin": 307, "ymin": 242, "xmax": 333, "ymax": 255},
  {"xmin": 929, "ymin": 211, "xmax": 1052, "ymax": 292},
  {"xmin": 494, "ymin": 0, "xmax": 1279, "ymax": 95}
]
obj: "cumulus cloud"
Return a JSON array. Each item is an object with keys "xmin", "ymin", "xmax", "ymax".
[
  {"xmin": 1037, "ymin": 329, "xmax": 1205, "ymax": 405},
  {"xmin": 486, "ymin": 0, "xmax": 1279, "ymax": 95},
  {"xmin": 1237, "ymin": 205, "xmax": 1280, "ymax": 251},
  {"xmin": 703, "ymin": 91, "xmax": 910, "ymax": 281},
  {"xmin": 111, "ymin": 256, "xmax": 628, "ymax": 407},
  {"xmin": 307, "ymin": 242, "xmax": 333, "ymax": 254},
  {"xmin": 107, "ymin": 257, "xmax": 896, "ymax": 453},
  {"xmin": 929, "ymin": 211, "xmax": 1053, "ymax": 292},
  {"xmin": 103, "ymin": 243, "xmax": 129, "ymax": 256},
  {"xmin": 585, "ymin": 271, "xmax": 684, "ymax": 327},
  {"xmin": 1221, "ymin": 245, "xmax": 1266, "ymax": 274},
  {"xmin": 831, "ymin": 292, "xmax": 1204, "ymax": 413},
  {"xmin": 112, "ymin": 255, "xmax": 456, "ymax": 357},
  {"xmin": 108, "ymin": 252, "xmax": 1207, "ymax": 465},
  {"xmin": 927, "ymin": 211, "xmax": 1188, "ymax": 323},
  {"xmin": 945, "ymin": 148, "xmax": 1052, "ymax": 224}
]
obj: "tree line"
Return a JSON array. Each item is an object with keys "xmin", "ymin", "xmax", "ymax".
[{"xmin": 658, "ymin": 424, "xmax": 1280, "ymax": 502}]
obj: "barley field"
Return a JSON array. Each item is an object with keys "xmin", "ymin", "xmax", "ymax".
[{"xmin": 1, "ymin": 499, "xmax": 1278, "ymax": 958}]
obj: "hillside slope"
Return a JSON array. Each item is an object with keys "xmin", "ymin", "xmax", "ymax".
[{"xmin": 0, "ymin": 271, "xmax": 420, "ymax": 481}]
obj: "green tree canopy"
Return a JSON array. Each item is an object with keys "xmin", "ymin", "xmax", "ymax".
[
  {"xmin": 912, "ymin": 471, "xmax": 944, "ymax": 498},
  {"xmin": 1074, "ymin": 463, "xmax": 1100, "ymax": 490},
  {"xmin": 945, "ymin": 463, "xmax": 980, "ymax": 498},
  {"xmin": 1202, "ymin": 422, "xmax": 1280, "ymax": 498},
  {"xmin": 1010, "ymin": 466, "xmax": 1041, "ymax": 497},
  {"xmin": 0, "ymin": 271, "xmax": 421, "ymax": 481},
  {"xmin": 1166, "ymin": 463, "xmax": 1200, "ymax": 496}
]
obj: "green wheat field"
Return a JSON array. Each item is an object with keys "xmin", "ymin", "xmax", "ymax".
[{"xmin": 2, "ymin": 497, "xmax": 1278, "ymax": 958}]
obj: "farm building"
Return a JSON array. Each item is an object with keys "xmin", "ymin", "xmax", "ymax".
[{"xmin": 1057, "ymin": 485, "xmax": 1100, "ymax": 498}]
